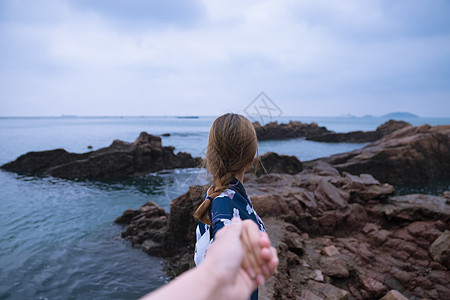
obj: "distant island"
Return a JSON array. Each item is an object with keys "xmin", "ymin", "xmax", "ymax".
[{"xmin": 381, "ymin": 112, "xmax": 419, "ymax": 118}]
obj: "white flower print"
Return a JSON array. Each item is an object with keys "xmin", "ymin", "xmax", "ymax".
[
  {"xmin": 246, "ymin": 204, "xmax": 253, "ymax": 215},
  {"xmin": 233, "ymin": 208, "xmax": 240, "ymax": 218},
  {"xmin": 220, "ymin": 218, "xmax": 231, "ymax": 226}
]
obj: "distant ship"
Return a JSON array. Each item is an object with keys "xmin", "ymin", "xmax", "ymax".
[{"xmin": 176, "ymin": 116, "xmax": 199, "ymax": 119}]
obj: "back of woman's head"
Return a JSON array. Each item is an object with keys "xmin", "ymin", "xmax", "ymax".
[{"xmin": 194, "ymin": 113, "xmax": 259, "ymax": 225}]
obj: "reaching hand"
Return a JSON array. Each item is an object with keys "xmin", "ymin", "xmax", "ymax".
[
  {"xmin": 140, "ymin": 217, "xmax": 278, "ymax": 300},
  {"xmin": 203, "ymin": 217, "xmax": 278, "ymax": 300}
]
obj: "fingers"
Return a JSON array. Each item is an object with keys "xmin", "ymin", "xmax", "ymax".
[
  {"xmin": 268, "ymin": 247, "xmax": 279, "ymax": 273},
  {"xmin": 261, "ymin": 247, "xmax": 271, "ymax": 261},
  {"xmin": 241, "ymin": 221, "xmax": 265, "ymax": 275}
]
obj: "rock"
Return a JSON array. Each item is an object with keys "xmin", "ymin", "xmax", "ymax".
[
  {"xmin": 161, "ymin": 133, "xmax": 171, "ymax": 137},
  {"xmin": 322, "ymin": 245, "xmax": 340, "ymax": 256},
  {"xmin": 371, "ymin": 194, "xmax": 450, "ymax": 223},
  {"xmin": 253, "ymin": 120, "xmax": 329, "ymax": 141},
  {"xmin": 359, "ymin": 275, "xmax": 387, "ymax": 297},
  {"xmin": 116, "ymin": 162, "xmax": 450, "ymax": 299},
  {"xmin": 380, "ymin": 290, "xmax": 409, "ymax": 300},
  {"xmin": 320, "ymin": 257, "xmax": 349, "ymax": 278},
  {"xmin": 307, "ymin": 120, "xmax": 411, "ymax": 143},
  {"xmin": 316, "ymin": 124, "xmax": 450, "ymax": 185},
  {"xmin": 114, "ymin": 208, "xmax": 140, "ymax": 225},
  {"xmin": 313, "ymin": 270, "xmax": 324, "ymax": 282},
  {"xmin": 306, "ymin": 281, "xmax": 349, "ymax": 300},
  {"xmin": 254, "ymin": 119, "xmax": 411, "ymax": 143},
  {"xmin": 257, "ymin": 152, "xmax": 303, "ymax": 176},
  {"xmin": 118, "ymin": 201, "xmax": 169, "ymax": 256},
  {"xmin": 429, "ymin": 230, "xmax": 450, "ymax": 269},
  {"xmin": 297, "ymin": 290, "xmax": 324, "ymax": 300},
  {"xmin": 1, "ymin": 132, "xmax": 200, "ymax": 179}
]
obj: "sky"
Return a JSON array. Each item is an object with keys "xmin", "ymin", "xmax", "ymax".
[{"xmin": 0, "ymin": 0, "xmax": 449, "ymax": 117}]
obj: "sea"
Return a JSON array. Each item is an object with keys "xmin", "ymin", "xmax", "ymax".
[{"xmin": 0, "ymin": 115, "xmax": 449, "ymax": 300}]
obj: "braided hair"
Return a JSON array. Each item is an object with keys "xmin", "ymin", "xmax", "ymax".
[{"xmin": 194, "ymin": 113, "xmax": 259, "ymax": 225}]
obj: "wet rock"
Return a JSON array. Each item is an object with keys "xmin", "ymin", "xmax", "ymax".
[
  {"xmin": 1, "ymin": 132, "xmax": 200, "ymax": 179},
  {"xmin": 429, "ymin": 230, "xmax": 450, "ymax": 268}
]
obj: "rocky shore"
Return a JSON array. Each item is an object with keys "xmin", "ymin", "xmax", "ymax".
[
  {"xmin": 115, "ymin": 161, "xmax": 450, "ymax": 299},
  {"xmin": 253, "ymin": 119, "xmax": 411, "ymax": 143},
  {"xmin": 312, "ymin": 124, "xmax": 450, "ymax": 186},
  {"xmin": 0, "ymin": 132, "xmax": 200, "ymax": 179},
  {"xmin": 114, "ymin": 123, "xmax": 450, "ymax": 300}
]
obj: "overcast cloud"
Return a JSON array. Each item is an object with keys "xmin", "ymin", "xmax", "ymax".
[{"xmin": 0, "ymin": 0, "xmax": 449, "ymax": 117}]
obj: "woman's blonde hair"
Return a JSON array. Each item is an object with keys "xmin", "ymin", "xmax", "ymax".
[{"xmin": 193, "ymin": 113, "xmax": 259, "ymax": 225}]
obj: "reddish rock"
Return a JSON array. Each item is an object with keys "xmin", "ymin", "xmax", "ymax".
[
  {"xmin": 115, "ymin": 162, "xmax": 450, "ymax": 299},
  {"xmin": 315, "ymin": 124, "xmax": 450, "ymax": 185},
  {"xmin": 429, "ymin": 230, "xmax": 450, "ymax": 269},
  {"xmin": 320, "ymin": 257, "xmax": 349, "ymax": 278},
  {"xmin": 359, "ymin": 275, "xmax": 387, "ymax": 298},
  {"xmin": 322, "ymin": 245, "xmax": 340, "ymax": 256},
  {"xmin": 380, "ymin": 290, "xmax": 409, "ymax": 300}
]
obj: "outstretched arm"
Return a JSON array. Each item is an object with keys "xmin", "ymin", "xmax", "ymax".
[{"xmin": 139, "ymin": 218, "xmax": 278, "ymax": 300}]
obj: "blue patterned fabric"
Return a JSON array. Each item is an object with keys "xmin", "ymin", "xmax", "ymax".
[{"xmin": 195, "ymin": 177, "xmax": 265, "ymax": 300}]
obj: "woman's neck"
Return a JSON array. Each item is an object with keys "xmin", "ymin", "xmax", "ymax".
[{"xmin": 235, "ymin": 170, "xmax": 245, "ymax": 184}]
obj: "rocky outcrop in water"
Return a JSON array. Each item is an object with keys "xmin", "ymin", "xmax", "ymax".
[
  {"xmin": 253, "ymin": 121, "xmax": 329, "ymax": 140},
  {"xmin": 307, "ymin": 120, "xmax": 411, "ymax": 143},
  {"xmin": 257, "ymin": 152, "xmax": 303, "ymax": 176},
  {"xmin": 313, "ymin": 124, "xmax": 450, "ymax": 186},
  {"xmin": 253, "ymin": 119, "xmax": 411, "ymax": 143},
  {"xmin": 1, "ymin": 132, "xmax": 200, "ymax": 179},
  {"xmin": 115, "ymin": 162, "xmax": 450, "ymax": 299}
]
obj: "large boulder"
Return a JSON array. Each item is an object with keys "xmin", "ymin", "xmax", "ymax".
[
  {"xmin": 256, "ymin": 152, "xmax": 303, "ymax": 176},
  {"xmin": 313, "ymin": 124, "xmax": 450, "ymax": 185},
  {"xmin": 429, "ymin": 230, "xmax": 450, "ymax": 269},
  {"xmin": 1, "ymin": 132, "xmax": 201, "ymax": 179}
]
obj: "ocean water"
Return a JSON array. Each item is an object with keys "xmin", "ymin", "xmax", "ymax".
[{"xmin": 0, "ymin": 115, "xmax": 449, "ymax": 300}]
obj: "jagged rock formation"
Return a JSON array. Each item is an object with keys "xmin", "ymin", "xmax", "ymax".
[
  {"xmin": 1, "ymin": 132, "xmax": 200, "ymax": 179},
  {"xmin": 253, "ymin": 119, "xmax": 411, "ymax": 143},
  {"xmin": 313, "ymin": 124, "xmax": 450, "ymax": 185}
]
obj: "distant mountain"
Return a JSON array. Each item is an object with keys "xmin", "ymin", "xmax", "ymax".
[{"xmin": 381, "ymin": 112, "xmax": 419, "ymax": 118}]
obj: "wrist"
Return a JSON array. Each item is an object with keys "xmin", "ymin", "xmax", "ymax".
[{"xmin": 198, "ymin": 257, "xmax": 227, "ymax": 299}]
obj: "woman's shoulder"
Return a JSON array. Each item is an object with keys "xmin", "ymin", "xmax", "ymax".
[{"xmin": 214, "ymin": 188, "xmax": 236, "ymax": 200}]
